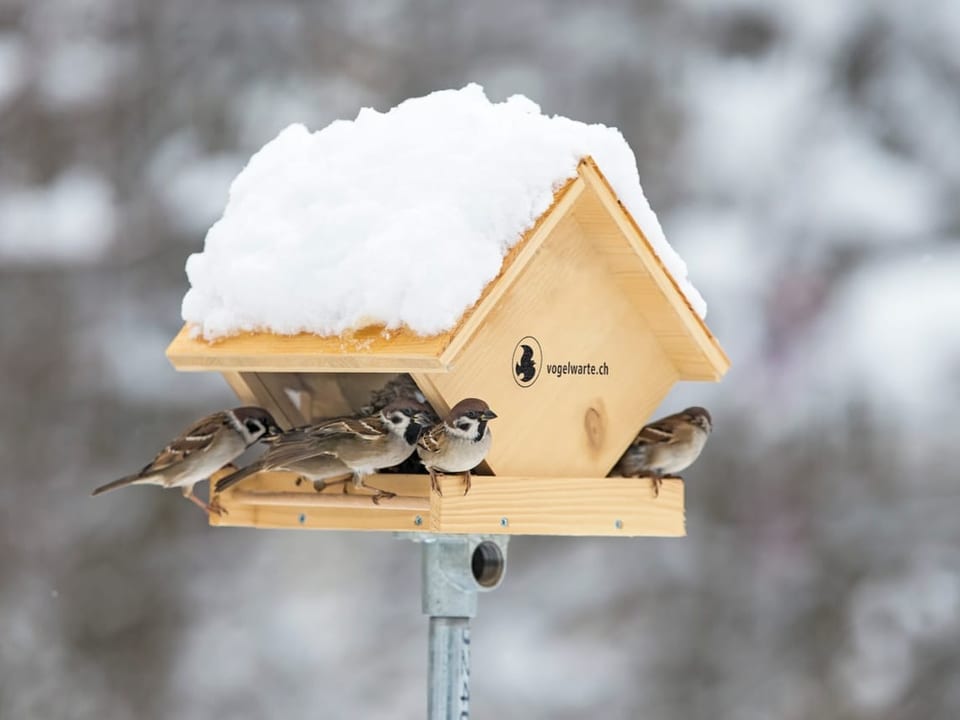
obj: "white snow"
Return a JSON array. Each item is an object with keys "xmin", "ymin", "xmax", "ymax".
[{"xmin": 182, "ymin": 84, "xmax": 706, "ymax": 340}]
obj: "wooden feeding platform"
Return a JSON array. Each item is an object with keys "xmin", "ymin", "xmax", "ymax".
[
  {"xmin": 209, "ymin": 469, "xmax": 684, "ymax": 537},
  {"xmin": 168, "ymin": 157, "xmax": 729, "ymax": 537}
]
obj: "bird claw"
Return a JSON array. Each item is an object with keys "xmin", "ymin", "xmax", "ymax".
[
  {"xmin": 207, "ymin": 497, "xmax": 229, "ymax": 516},
  {"xmin": 652, "ymin": 474, "xmax": 680, "ymax": 497},
  {"xmin": 429, "ymin": 471, "xmax": 443, "ymax": 497},
  {"xmin": 371, "ymin": 490, "xmax": 397, "ymax": 505},
  {"xmin": 462, "ymin": 472, "xmax": 471, "ymax": 496}
]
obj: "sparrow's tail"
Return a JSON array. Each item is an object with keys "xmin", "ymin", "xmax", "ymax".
[
  {"xmin": 214, "ymin": 463, "xmax": 260, "ymax": 493},
  {"xmin": 91, "ymin": 474, "xmax": 142, "ymax": 496}
]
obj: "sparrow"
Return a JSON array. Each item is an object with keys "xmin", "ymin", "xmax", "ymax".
[
  {"xmin": 360, "ymin": 375, "xmax": 432, "ymax": 418},
  {"xmin": 92, "ymin": 407, "xmax": 280, "ymax": 515},
  {"xmin": 361, "ymin": 375, "xmax": 440, "ymax": 474},
  {"xmin": 215, "ymin": 398, "xmax": 432, "ymax": 503},
  {"xmin": 417, "ymin": 398, "xmax": 497, "ymax": 496},
  {"xmin": 611, "ymin": 406, "xmax": 712, "ymax": 497}
]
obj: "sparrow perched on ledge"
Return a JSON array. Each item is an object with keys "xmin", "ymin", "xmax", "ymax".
[
  {"xmin": 611, "ymin": 406, "xmax": 712, "ymax": 497},
  {"xmin": 215, "ymin": 399, "xmax": 432, "ymax": 503},
  {"xmin": 92, "ymin": 407, "xmax": 280, "ymax": 515},
  {"xmin": 417, "ymin": 398, "xmax": 497, "ymax": 496},
  {"xmin": 360, "ymin": 375, "xmax": 440, "ymax": 475}
]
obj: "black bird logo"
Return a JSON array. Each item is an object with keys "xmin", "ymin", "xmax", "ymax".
[{"xmin": 515, "ymin": 344, "xmax": 536, "ymax": 383}]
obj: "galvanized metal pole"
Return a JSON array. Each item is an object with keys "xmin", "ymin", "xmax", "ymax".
[
  {"xmin": 417, "ymin": 535, "xmax": 508, "ymax": 720},
  {"xmin": 427, "ymin": 617, "xmax": 471, "ymax": 717}
]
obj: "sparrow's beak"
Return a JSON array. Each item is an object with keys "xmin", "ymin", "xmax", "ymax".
[{"xmin": 481, "ymin": 409, "xmax": 498, "ymax": 420}]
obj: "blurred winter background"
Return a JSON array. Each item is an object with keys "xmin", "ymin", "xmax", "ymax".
[{"xmin": 2, "ymin": 0, "xmax": 959, "ymax": 717}]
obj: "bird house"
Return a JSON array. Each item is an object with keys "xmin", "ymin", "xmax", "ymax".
[{"xmin": 166, "ymin": 157, "xmax": 729, "ymax": 537}]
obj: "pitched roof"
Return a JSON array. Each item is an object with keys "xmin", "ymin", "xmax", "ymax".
[{"xmin": 167, "ymin": 157, "xmax": 728, "ymax": 379}]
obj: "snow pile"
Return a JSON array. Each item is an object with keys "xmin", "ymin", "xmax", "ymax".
[{"xmin": 182, "ymin": 84, "xmax": 705, "ymax": 340}]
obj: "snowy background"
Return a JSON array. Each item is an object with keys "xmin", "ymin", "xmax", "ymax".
[{"xmin": 2, "ymin": 1, "xmax": 959, "ymax": 718}]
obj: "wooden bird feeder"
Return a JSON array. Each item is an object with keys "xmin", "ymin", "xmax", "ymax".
[{"xmin": 166, "ymin": 157, "xmax": 729, "ymax": 537}]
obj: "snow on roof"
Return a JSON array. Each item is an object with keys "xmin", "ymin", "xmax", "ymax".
[{"xmin": 182, "ymin": 84, "xmax": 706, "ymax": 340}]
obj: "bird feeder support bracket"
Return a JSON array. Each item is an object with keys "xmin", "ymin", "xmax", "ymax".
[{"xmin": 407, "ymin": 533, "xmax": 509, "ymax": 720}]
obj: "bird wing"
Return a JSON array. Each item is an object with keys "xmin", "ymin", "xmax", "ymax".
[
  {"xmin": 308, "ymin": 416, "xmax": 386, "ymax": 441},
  {"xmin": 214, "ymin": 441, "xmax": 341, "ymax": 493},
  {"xmin": 143, "ymin": 415, "xmax": 223, "ymax": 475},
  {"xmin": 417, "ymin": 424, "xmax": 445, "ymax": 454},
  {"xmin": 633, "ymin": 418, "xmax": 678, "ymax": 446},
  {"xmin": 259, "ymin": 442, "xmax": 340, "ymax": 470},
  {"xmin": 222, "ymin": 415, "xmax": 389, "ymax": 486},
  {"xmin": 245, "ymin": 415, "xmax": 386, "ymax": 472},
  {"xmin": 261, "ymin": 416, "xmax": 379, "ymax": 447}
]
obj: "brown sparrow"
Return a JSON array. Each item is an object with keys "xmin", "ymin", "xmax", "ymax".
[
  {"xmin": 361, "ymin": 375, "xmax": 434, "ymax": 418},
  {"xmin": 215, "ymin": 399, "xmax": 432, "ymax": 503},
  {"xmin": 611, "ymin": 406, "xmax": 712, "ymax": 496},
  {"xmin": 92, "ymin": 407, "xmax": 280, "ymax": 515},
  {"xmin": 361, "ymin": 375, "xmax": 440, "ymax": 474},
  {"xmin": 417, "ymin": 398, "xmax": 497, "ymax": 496}
]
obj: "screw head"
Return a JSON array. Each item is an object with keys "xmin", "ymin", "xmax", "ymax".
[
  {"xmin": 298, "ymin": 513, "xmax": 306, "ymax": 524},
  {"xmin": 500, "ymin": 517, "xmax": 509, "ymax": 527},
  {"xmin": 614, "ymin": 519, "xmax": 623, "ymax": 530},
  {"xmin": 414, "ymin": 515, "xmax": 423, "ymax": 526}
]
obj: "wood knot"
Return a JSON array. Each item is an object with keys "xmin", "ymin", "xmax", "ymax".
[{"xmin": 584, "ymin": 407, "xmax": 605, "ymax": 451}]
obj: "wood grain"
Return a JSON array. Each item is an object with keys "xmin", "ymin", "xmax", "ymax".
[
  {"xmin": 424, "ymin": 207, "xmax": 679, "ymax": 478},
  {"xmin": 432, "ymin": 474, "xmax": 684, "ymax": 537},
  {"xmin": 231, "ymin": 491, "xmax": 429, "ymax": 512},
  {"xmin": 209, "ymin": 470, "xmax": 431, "ymax": 532},
  {"xmin": 221, "ymin": 372, "xmax": 259, "ymax": 406},
  {"xmin": 437, "ymin": 175, "xmax": 585, "ymax": 367},
  {"xmin": 166, "ymin": 323, "xmax": 451, "ymax": 373},
  {"xmin": 575, "ymin": 158, "xmax": 730, "ymax": 380},
  {"xmin": 208, "ymin": 471, "xmax": 684, "ymax": 537}
]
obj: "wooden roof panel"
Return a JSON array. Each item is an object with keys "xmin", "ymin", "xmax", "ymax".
[{"xmin": 166, "ymin": 157, "xmax": 728, "ymax": 378}]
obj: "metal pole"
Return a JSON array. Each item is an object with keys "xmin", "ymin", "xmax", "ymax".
[
  {"xmin": 416, "ymin": 535, "xmax": 508, "ymax": 720},
  {"xmin": 427, "ymin": 617, "xmax": 471, "ymax": 718}
]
